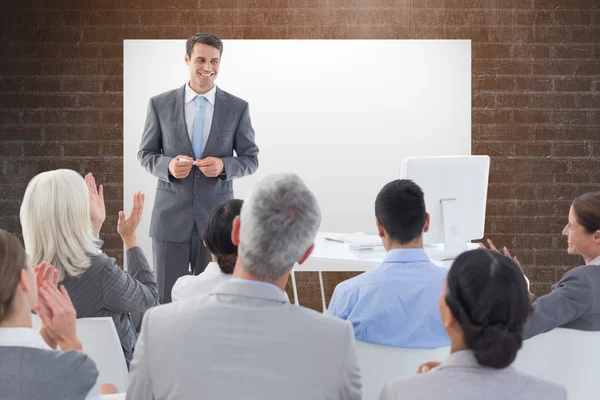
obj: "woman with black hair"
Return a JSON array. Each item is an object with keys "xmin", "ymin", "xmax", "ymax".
[
  {"xmin": 171, "ymin": 199, "xmax": 243, "ymax": 301},
  {"xmin": 380, "ymin": 249, "xmax": 566, "ymax": 400}
]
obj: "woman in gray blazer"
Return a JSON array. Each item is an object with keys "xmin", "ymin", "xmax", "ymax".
[
  {"xmin": 0, "ymin": 229, "xmax": 119, "ymax": 399},
  {"xmin": 380, "ymin": 249, "xmax": 566, "ymax": 400},
  {"xmin": 19, "ymin": 170, "xmax": 159, "ymax": 364},
  {"xmin": 482, "ymin": 191, "xmax": 600, "ymax": 338}
]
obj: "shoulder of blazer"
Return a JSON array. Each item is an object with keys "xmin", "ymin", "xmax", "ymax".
[
  {"xmin": 150, "ymin": 84, "xmax": 186, "ymax": 104},
  {"xmin": 216, "ymin": 87, "xmax": 248, "ymax": 108}
]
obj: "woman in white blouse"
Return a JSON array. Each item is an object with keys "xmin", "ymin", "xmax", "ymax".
[{"xmin": 172, "ymin": 199, "xmax": 243, "ymax": 301}]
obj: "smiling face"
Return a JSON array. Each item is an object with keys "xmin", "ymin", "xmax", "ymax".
[
  {"xmin": 185, "ymin": 43, "xmax": 220, "ymax": 94},
  {"xmin": 562, "ymin": 205, "xmax": 598, "ymax": 259}
]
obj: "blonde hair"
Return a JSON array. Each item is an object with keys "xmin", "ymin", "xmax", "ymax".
[{"xmin": 20, "ymin": 169, "xmax": 99, "ymax": 280}]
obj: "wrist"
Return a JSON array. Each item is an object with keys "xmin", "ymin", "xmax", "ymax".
[
  {"xmin": 58, "ymin": 337, "xmax": 82, "ymax": 352},
  {"xmin": 121, "ymin": 236, "xmax": 137, "ymax": 249}
]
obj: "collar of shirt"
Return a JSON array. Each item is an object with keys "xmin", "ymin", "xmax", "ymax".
[
  {"xmin": 0, "ymin": 327, "xmax": 50, "ymax": 349},
  {"xmin": 229, "ymin": 277, "xmax": 283, "ymax": 292},
  {"xmin": 383, "ymin": 248, "xmax": 431, "ymax": 264},
  {"xmin": 204, "ymin": 261, "xmax": 226, "ymax": 276},
  {"xmin": 185, "ymin": 82, "xmax": 216, "ymax": 106},
  {"xmin": 438, "ymin": 349, "xmax": 480, "ymax": 369},
  {"xmin": 588, "ymin": 255, "xmax": 600, "ymax": 266}
]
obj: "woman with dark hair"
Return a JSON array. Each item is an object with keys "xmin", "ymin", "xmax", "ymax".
[
  {"xmin": 482, "ymin": 191, "xmax": 600, "ymax": 338},
  {"xmin": 380, "ymin": 249, "xmax": 566, "ymax": 400},
  {"xmin": 171, "ymin": 199, "xmax": 243, "ymax": 301},
  {"xmin": 0, "ymin": 229, "xmax": 117, "ymax": 399}
]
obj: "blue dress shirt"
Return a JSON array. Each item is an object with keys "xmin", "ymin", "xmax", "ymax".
[{"xmin": 327, "ymin": 248, "xmax": 450, "ymax": 348}]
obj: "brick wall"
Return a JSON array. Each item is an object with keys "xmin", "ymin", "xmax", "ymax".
[{"xmin": 1, "ymin": 0, "xmax": 599, "ymax": 311}]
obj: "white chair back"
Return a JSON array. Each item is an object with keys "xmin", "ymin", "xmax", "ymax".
[
  {"xmin": 513, "ymin": 328, "xmax": 600, "ymax": 400},
  {"xmin": 356, "ymin": 341, "xmax": 450, "ymax": 400},
  {"xmin": 30, "ymin": 313, "xmax": 41, "ymax": 332},
  {"xmin": 76, "ymin": 317, "xmax": 129, "ymax": 392}
]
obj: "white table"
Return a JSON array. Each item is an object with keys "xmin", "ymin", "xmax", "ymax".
[{"xmin": 291, "ymin": 232, "xmax": 479, "ymax": 311}]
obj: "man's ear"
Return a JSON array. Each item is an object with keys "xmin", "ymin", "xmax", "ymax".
[
  {"xmin": 423, "ymin": 213, "xmax": 431, "ymax": 233},
  {"xmin": 297, "ymin": 243, "xmax": 315, "ymax": 265},
  {"xmin": 376, "ymin": 219, "xmax": 385, "ymax": 239},
  {"xmin": 231, "ymin": 216, "xmax": 241, "ymax": 246},
  {"xmin": 19, "ymin": 269, "xmax": 31, "ymax": 293}
]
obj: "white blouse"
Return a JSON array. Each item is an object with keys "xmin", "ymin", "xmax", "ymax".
[{"xmin": 171, "ymin": 262, "xmax": 231, "ymax": 302}]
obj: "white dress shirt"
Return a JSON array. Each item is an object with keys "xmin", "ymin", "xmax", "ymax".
[
  {"xmin": 171, "ymin": 262, "xmax": 231, "ymax": 302},
  {"xmin": 184, "ymin": 82, "xmax": 216, "ymax": 154},
  {"xmin": 0, "ymin": 327, "xmax": 101, "ymax": 400}
]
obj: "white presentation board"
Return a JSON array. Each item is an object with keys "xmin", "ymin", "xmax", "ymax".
[{"xmin": 124, "ymin": 39, "xmax": 471, "ymax": 270}]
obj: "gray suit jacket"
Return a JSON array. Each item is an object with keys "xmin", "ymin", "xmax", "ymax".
[
  {"xmin": 62, "ymin": 246, "xmax": 159, "ymax": 363},
  {"xmin": 525, "ymin": 260, "xmax": 600, "ymax": 338},
  {"xmin": 138, "ymin": 85, "xmax": 259, "ymax": 242},
  {"xmin": 127, "ymin": 280, "xmax": 362, "ymax": 400},
  {"xmin": 0, "ymin": 346, "xmax": 98, "ymax": 400},
  {"xmin": 380, "ymin": 350, "xmax": 566, "ymax": 400}
]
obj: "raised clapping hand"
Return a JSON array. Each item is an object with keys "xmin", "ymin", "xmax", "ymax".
[
  {"xmin": 168, "ymin": 155, "xmax": 195, "ymax": 179},
  {"xmin": 117, "ymin": 191, "xmax": 145, "ymax": 250},
  {"xmin": 478, "ymin": 238, "xmax": 522, "ymax": 271},
  {"xmin": 34, "ymin": 266, "xmax": 81, "ymax": 351},
  {"xmin": 85, "ymin": 173, "xmax": 105, "ymax": 237}
]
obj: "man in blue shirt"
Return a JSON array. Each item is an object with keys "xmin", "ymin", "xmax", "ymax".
[{"xmin": 328, "ymin": 179, "xmax": 450, "ymax": 348}]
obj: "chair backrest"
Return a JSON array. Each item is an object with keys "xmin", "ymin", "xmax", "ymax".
[
  {"xmin": 31, "ymin": 313, "xmax": 41, "ymax": 332},
  {"xmin": 512, "ymin": 327, "xmax": 600, "ymax": 400},
  {"xmin": 75, "ymin": 317, "xmax": 129, "ymax": 392},
  {"xmin": 356, "ymin": 341, "xmax": 450, "ymax": 400}
]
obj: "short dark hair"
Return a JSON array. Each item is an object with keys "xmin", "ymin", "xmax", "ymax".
[
  {"xmin": 572, "ymin": 191, "xmax": 600, "ymax": 234},
  {"xmin": 374, "ymin": 179, "xmax": 426, "ymax": 244},
  {"xmin": 445, "ymin": 249, "xmax": 532, "ymax": 369},
  {"xmin": 203, "ymin": 199, "xmax": 243, "ymax": 274},
  {"xmin": 186, "ymin": 32, "xmax": 223, "ymax": 58}
]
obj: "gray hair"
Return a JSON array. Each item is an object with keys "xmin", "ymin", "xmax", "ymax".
[
  {"xmin": 239, "ymin": 173, "xmax": 321, "ymax": 280},
  {"xmin": 20, "ymin": 169, "xmax": 99, "ymax": 281}
]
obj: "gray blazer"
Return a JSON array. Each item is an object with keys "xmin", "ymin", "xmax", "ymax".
[
  {"xmin": 0, "ymin": 346, "xmax": 98, "ymax": 400},
  {"xmin": 138, "ymin": 85, "xmax": 259, "ymax": 242},
  {"xmin": 380, "ymin": 350, "xmax": 566, "ymax": 400},
  {"xmin": 127, "ymin": 280, "xmax": 362, "ymax": 400},
  {"xmin": 525, "ymin": 260, "xmax": 600, "ymax": 338},
  {"xmin": 62, "ymin": 246, "xmax": 159, "ymax": 363}
]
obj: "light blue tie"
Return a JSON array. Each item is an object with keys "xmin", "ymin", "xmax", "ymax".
[{"xmin": 192, "ymin": 95, "xmax": 207, "ymax": 159}]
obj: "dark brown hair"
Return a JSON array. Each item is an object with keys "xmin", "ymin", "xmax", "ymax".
[
  {"xmin": 203, "ymin": 199, "xmax": 243, "ymax": 274},
  {"xmin": 186, "ymin": 32, "xmax": 223, "ymax": 58},
  {"xmin": 445, "ymin": 249, "xmax": 532, "ymax": 369},
  {"xmin": 0, "ymin": 230, "xmax": 28, "ymax": 322},
  {"xmin": 572, "ymin": 191, "xmax": 600, "ymax": 234}
]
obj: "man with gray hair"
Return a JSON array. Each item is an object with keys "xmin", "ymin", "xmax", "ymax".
[{"xmin": 127, "ymin": 173, "xmax": 362, "ymax": 400}]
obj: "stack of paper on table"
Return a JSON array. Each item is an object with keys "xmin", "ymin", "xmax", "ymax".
[{"xmin": 333, "ymin": 233, "xmax": 384, "ymax": 250}]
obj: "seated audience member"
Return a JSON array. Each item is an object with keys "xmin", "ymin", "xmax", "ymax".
[
  {"xmin": 127, "ymin": 173, "xmax": 361, "ymax": 400},
  {"xmin": 481, "ymin": 191, "xmax": 600, "ymax": 339},
  {"xmin": 19, "ymin": 170, "xmax": 159, "ymax": 364},
  {"xmin": 0, "ymin": 229, "xmax": 119, "ymax": 399},
  {"xmin": 380, "ymin": 249, "xmax": 566, "ymax": 400},
  {"xmin": 172, "ymin": 199, "xmax": 243, "ymax": 301},
  {"xmin": 328, "ymin": 179, "xmax": 449, "ymax": 348}
]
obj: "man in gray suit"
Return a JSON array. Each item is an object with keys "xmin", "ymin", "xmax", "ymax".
[
  {"xmin": 127, "ymin": 173, "xmax": 362, "ymax": 400},
  {"xmin": 138, "ymin": 32, "xmax": 259, "ymax": 303}
]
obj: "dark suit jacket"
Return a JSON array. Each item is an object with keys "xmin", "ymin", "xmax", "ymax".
[
  {"xmin": 62, "ymin": 246, "xmax": 159, "ymax": 363},
  {"xmin": 137, "ymin": 84, "xmax": 259, "ymax": 242},
  {"xmin": 525, "ymin": 260, "xmax": 600, "ymax": 338}
]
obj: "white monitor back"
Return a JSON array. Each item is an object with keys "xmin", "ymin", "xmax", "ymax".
[{"xmin": 400, "ymin": 156, "xmax": 490, "ymax": 250}]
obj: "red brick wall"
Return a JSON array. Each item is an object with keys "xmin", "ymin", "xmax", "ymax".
[{"xmin": 1, "ymin": 0, "xmax": 599, "ymax": 310}]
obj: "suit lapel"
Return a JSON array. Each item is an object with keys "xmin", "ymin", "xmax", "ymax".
[
  {"xmin": 202, "ymin": 87, "xmax": 228, "ymax": 158},
  {"xmin": 172, "ymin": 84, "xmax": 195, "ymax": 157}
]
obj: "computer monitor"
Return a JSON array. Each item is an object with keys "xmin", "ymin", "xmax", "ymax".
[{"xmin": 399, "ymin": 155, "xmax": 490, "ymax": 260}]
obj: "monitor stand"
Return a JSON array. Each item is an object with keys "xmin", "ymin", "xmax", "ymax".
[{"xmin": 439, "ymin": 197, "xmax": 467, "ymax": 260}]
